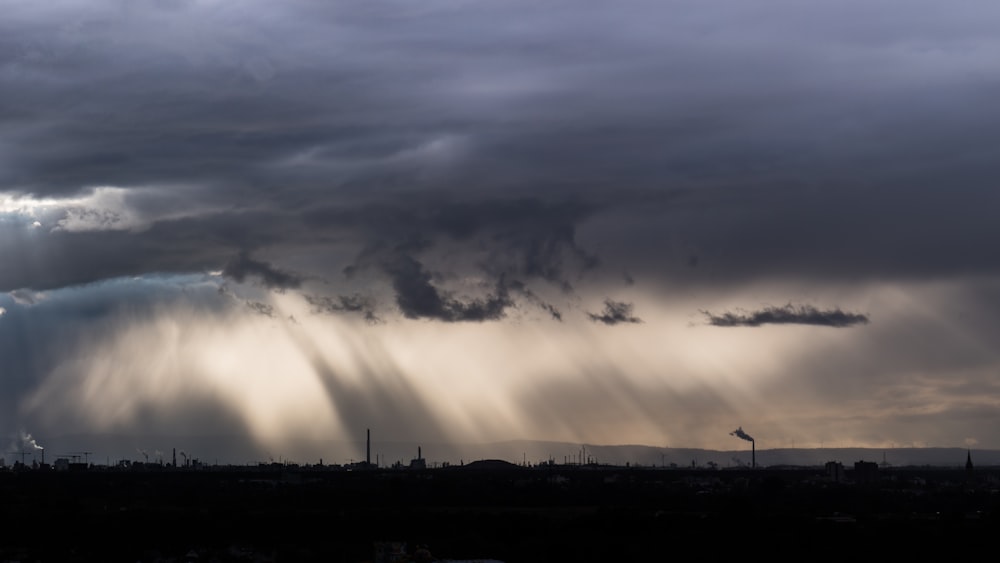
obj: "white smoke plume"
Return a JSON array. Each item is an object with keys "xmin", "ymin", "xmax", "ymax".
[{"xmin": 21, "ymin": 431, "xmax": 44, "ymax": 451}]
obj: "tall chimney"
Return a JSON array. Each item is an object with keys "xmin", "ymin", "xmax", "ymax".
[
  {"xmin": 366, "ymin": 429, "xmax": 371, "ymax": 466},
  {"xmin": 752, "ymin": 441, "xmax": 755, "ymax": 469},
  {"xmin": 418, "ymin": 446, "xmax": 422, "ymax": 460}
]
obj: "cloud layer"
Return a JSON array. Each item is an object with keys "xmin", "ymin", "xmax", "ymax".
[
  {"xmin": 2, "ymin": 1, "xmax": 1000, "ymax": 458},
  {"xmin": 702, "ymin": 304, "xmax": 870, "ymax": 328}
]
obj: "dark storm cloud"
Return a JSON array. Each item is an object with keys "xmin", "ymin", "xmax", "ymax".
[
  {"xmin": 222, "ymin": 253, "xmax": 303, "ymax": 290},
  {"xmin": 305, "ymin": 293, "xmax": 382, "ymax": 324},
  {"xmin": 507, "ymin": 279, "xmax": 563, "ymax": 321},
  {"xmin": 382, "ymin": 254, "xmax": 513, "ymax": 322},
  {"xmin": 2, "ymin": 0, "xmax": 1000, "ymax": 304},
  {"xmin": 587, "ymin": 299, "xmax": 642, "ymax": 326},
  {"xmin": 245, "ymin": 300, "xmax": 274, "ymax": 318},
  {"xmin": 430, "ymin": 199, "xmax": 600, "ymax": 288},
  {"xmin": 702, "ymin": 304, "xmax": 870, "ymax": 328},
  {"xmin": 323, "ymin": 198, "xmax": 598, "ymax": 285},
  {"xmin": 309, "ymin": 196, "xmax": 596, "ymax": 321}
]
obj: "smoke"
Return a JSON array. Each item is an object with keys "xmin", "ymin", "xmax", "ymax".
[
  {"xmin": 22, "ymin": 431, "xmax": 44, "ymax": 450},
  {"xmin": 4, "ymin": 432, "xmax": 43, "ymax": 464},
  {"xmin": 730, "ymin": 426, "xmax": 754, "ymax": 442}
]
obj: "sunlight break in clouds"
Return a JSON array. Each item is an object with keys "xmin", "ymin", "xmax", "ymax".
[{"xmin": 14, "ymin": 280, "xmax": 914, "ymax": 460}]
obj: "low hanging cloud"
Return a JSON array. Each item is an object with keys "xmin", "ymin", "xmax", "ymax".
[
  {"xmin": 587, "ymin": 299, "xmax": 642, "ymax": 326},
  {"xmin": 9, "ymin": 289, "xmax": 45, "ymax": 306},
  {"xmin": 384, "ymin": 254, "xmax": 514, "ymax": 322},
  {"xmin": 245, "ymin": 301, "xmax": 275, "ymax": 318},
  {"xmin": 222, "ymin": 253, "xmax": 303, "ymax": 290},
  {"xmin": 702, "ymin": 304, "xmax": 870, "ymax": 328},
  {"xmin": 506, "ymin": 279, "xmax": 563, "ymax": 321},
  {"xmin": 305, "ymin": 293, "xmax": 382, "ymax": 324}
]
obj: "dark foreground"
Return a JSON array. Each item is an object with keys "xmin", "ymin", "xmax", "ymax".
[{"xmin": 1, "ymin": 463, "xmax": 998, "ymax": 562}]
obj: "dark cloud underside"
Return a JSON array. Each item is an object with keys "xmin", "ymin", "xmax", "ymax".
[
  {"xmin": 702, "ymin": 304, "xmax": 870, "ymax": 328},
  {"xmin": 587, "ymin": 299, "xmax": 642, "ymax": 326},
  {"xmin": 222, "ymin": 253, "xmax": 303, "ymax": 290},
  {"xmin": 383, "ymin": 254, "xmax": 513, "ymax": 322},
  {"xmin": 306, "ymin": 293, "xmax": 382, "ymax": 324}
]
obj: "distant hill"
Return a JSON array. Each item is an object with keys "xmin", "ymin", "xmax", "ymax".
[{"xmin": 458, "ymin": 459, "xmax": 522, "ymax": 471}]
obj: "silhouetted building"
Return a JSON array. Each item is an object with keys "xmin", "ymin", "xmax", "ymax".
[
  {"xmin": 409, "ymin": 447, "xmax": 426, "ymax": 470},
  {"xmin": 853, "ymin": 460, "xmax": 879, "ymax": 485},
  {"xmin": 825, "ymin": 461, "xmax": 845, "ymax": 483}
]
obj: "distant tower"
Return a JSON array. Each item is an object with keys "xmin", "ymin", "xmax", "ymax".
[
  {"xmin": 409, "ymin": 446, "xmax": 426, "ymax": 470},
  {"xmin": 966, "ymin": 449, "xmax": 974, "ymax": 483},
  {"xmin": 173, "ymin": 448, "xmax": 177, "ymax": 468},
  {"xmin": 366, "ymin": 429, "xmax": 371, "ymax": 466}
]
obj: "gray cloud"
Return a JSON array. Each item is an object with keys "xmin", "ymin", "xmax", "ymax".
[
  {"xmin": 2, "ymin": 1, "xmax": 999, "ymax": 298},
  {"xmin": 305, "ymin": 293, "xmax": 382, "ymax": 324},
  {"xmin": 245, "ymin": 300, "xmax": 274, "ymax": 318},
  {"xmin": 507, "ymin": 279, "xmax": 563, "ymax": 321},
  {"xmin": 382, "ymin": 254, "xmax": 513, "ymax": 322},
  {"xmin": 587, "ymin": 299, "xmax": 642, "ymax": 326},
  {"xmin": 222, "ymin": 253, "xmax": 303, "ymax": 290},
  {"xmin": 701, "ymin": 304, "xmax": 870, "ymax": 328},
  {"xmin": 8, "ymin": 289, "xmax": 44, "ymax": 306}
]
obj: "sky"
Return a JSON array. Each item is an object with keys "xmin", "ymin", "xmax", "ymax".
[{"xmin": 2, "ymin": 0, "xmax": 1000, "ymax": 464}]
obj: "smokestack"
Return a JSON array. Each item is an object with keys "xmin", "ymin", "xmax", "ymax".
[
  {"xmin": 730, "ymin": 427, "xmax": 755, "ymax": 469},
  {"xmin": 366, "ymin": 429, "xmax": 371, "ymax": 466},
  {"xmin": 418, "ymin": 446, "xmax": 422, "ymax": 460}
]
